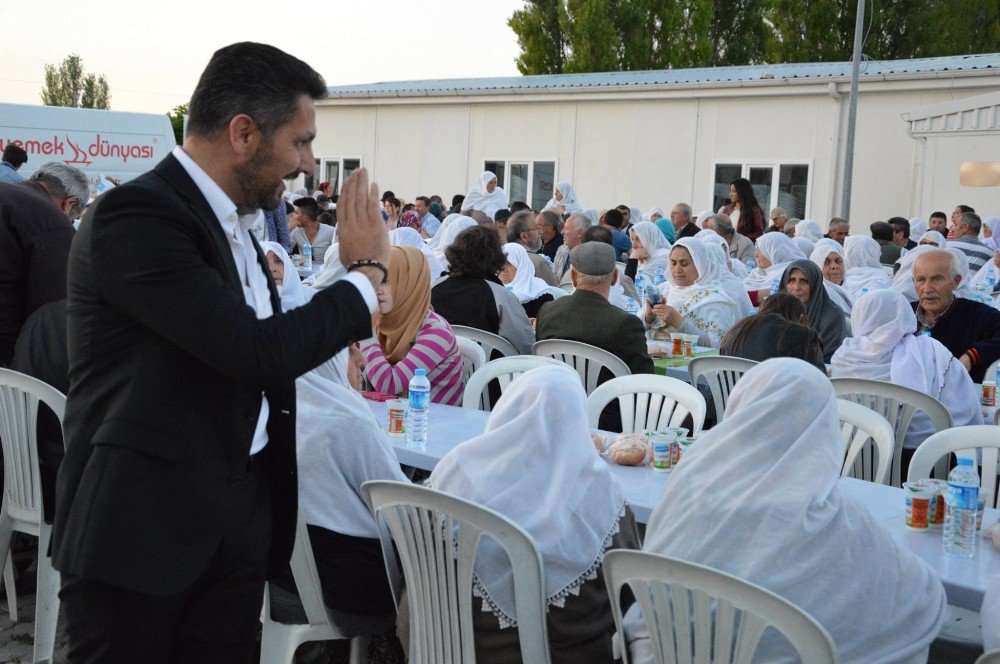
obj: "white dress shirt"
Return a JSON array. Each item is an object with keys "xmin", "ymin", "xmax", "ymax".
[{"xmin": 172, "ymin": 147, "xmax": 376, "ymax": 456}]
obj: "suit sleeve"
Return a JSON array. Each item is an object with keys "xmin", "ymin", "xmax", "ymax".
[
  {"xmin": 90, "ymin": 188, "xmax": 370, "ymax": 388},
  {"xmin": 615, "ymin": 315, "xmax": 655, "ymax": 375}
]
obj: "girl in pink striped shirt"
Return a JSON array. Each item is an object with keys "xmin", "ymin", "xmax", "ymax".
[{"xmin": 361, "ymin": 246, "xmax": 465, "ymax": 406}]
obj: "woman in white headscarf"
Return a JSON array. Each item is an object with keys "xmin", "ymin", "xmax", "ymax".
[
  {"xmin": 543, "ymin": 182, "xmax": 583, "ymax": 216},
  {"xmin": 429, "ymin": 365, "xmax": 639, "ymax": 662},
  {"xmin": 794, "ymin": 218, "xmax": 823, "ymax": 242},
  {"xmin": 583, "ymin": 208, "xmax": 599, "ymax": 226},
  {"xmin": 427, "ymin": 214, "xmax": 477, "ymax": 268},
  {"xmin": 743, "ymin": 232, "xmax": 806, "ymax": 297},
  {"xmin": 832, "ymin": 289, "xmax": 981, "ymax": 454},
  {"xmin": 909, "ymin": 216, "xmax": 928, "ymax": 244},
  {"xmin": 623, "ymin": 358, "xmax": 946, "ymax": 664},
  {"xmin": 696, "ymin": 229, "xmax": 749, "ymax": 280},
  {"xmin": 919, "ymin": 230, "xmax": 947, "ymax": 248},
  {"xmin": 647, "ymin": 207, "xmax": 665, "ymax": 222},
  {"xmin": 262, "ymin": 241, "xmax": 314, "ymax": 311},
  {"xmin": 810, "ymin": 239, "xmax": 854, "ymax": 313},
  {"xmin": 629, "ymin": 221, "xmax": 672, "ymax": 277},
  {"xmin": 694, "ymin": 209, "xmax": 713, "ymax": 229},
  {"xmin": 501, "ymin": 242, "xmax": 562, "ymax": 317},
  {"xmin": 462, "ymin": 171, "xmax": 509, "ymax": 222},
  {"xmin": 891, "ymin": 245, "xmax": 934, "ymax": 303},
  {"xmin": 704, "ymin": 242, "xmax": 754, "ymax": 318},
  {"xmin": 945, "ymin": 247, "xmax": 978, "ymax": 300},
  {"xmin": 390, "ymin": 227, "xmax": 446, "ymax": 280},
  {"xmin": 843, "ymin": 235, "xmax": 892, "ymax": 299},
  {"xmin": 982, "ymin": 216, "xmax": 1000, "ymax": 252},
  {"xmin": 646, "ymin": 237, "xmax": 740, "ymax": 348},
  {"xmin": 792, "ymin": 235, "xmax": 815, "ymax": 257}
]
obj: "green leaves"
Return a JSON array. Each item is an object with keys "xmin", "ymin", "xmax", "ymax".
[{"xmin": 41, "ymin": 54, "xmax": 111, "ymax": 109}]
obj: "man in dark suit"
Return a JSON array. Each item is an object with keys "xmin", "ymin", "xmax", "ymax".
[
  {"xmin": 53, "ymin": 42, "xmax": 391, "ymax": 662},
  {"xmin": 535, "ymin": 242, "xmax": 654, "ymax": 431}
]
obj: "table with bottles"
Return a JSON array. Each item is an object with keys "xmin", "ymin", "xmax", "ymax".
[{"xmin": 367, "ymin": 399, "xmax": 999, "ymax": 610}]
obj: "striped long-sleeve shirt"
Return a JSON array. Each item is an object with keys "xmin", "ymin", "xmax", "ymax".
[{"xmin": 360, "ymin": 311, "xmax": 465, "ymax": 406}]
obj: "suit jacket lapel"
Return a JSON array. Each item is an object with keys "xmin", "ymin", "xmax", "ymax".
[{"xmin": 249, "ymin": 234, "xmax": 282, "ymax": 313}]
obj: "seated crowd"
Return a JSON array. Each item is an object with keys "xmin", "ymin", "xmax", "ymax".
[{"xmin": 4, "ymin": 151, "xmax": 1000, "ymax": 663}]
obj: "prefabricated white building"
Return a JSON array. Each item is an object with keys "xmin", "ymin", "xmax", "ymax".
[{"xmin": 308, "ymin": 54, "xmax": 1000, "ymax": 227}]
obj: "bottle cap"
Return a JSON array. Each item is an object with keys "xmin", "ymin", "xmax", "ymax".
[
  {"xmin": 415, "ymin": 368, "xmax": 427, "ymax": 376},
  {"xmin": 958, "ymin": 457, "xmax": 974, "ymax": 466}
]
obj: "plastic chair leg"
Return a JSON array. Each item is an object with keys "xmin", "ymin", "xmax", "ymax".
[
  {"xmin": 33, "ymin": 525, "xmax": 59, "ymax": 662},
  {"xmin": 2, "ymin": 557, "xmax": 15, "ymax": 623},
  {"xmin": 349, "ymin": 634, "xmax": 369, "ymax": 664},
  {"xmin": 259, "ymin": 617, "xmax": 306, "ymax": 663}
]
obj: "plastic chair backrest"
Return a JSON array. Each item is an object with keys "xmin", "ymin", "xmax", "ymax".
[
  {"xmin": 977, "ymin": 649, "xmax": 1000, "ymax": 664},
  {"xmin": 603, "ymin": 550, "xmax": 837, "ymax": 664},
  {"xmin": 455, "ymin": 336, "xmax": 487, "ymax": 387},
  {"xmin": 532, "ymin": 339, "xmax": 631, "ymax": 395},
  {"xmin": 687, "ymin": 356, "xmax": 758, "ymax": 423},
  {"xmin": 831, "ymin": 378, "xmax": 952, "ymax": 487},
  {"xmin": 362, "ymin": 481, "xmax": 552, "ymax": 664},
  {"xmin": 836, "ymin": 400, "xmax": 895, "ymax": 485},
  {"xmin": 451, "ymin": 326, "xmax": 518, "ymax": 360},
  {"xmin": 586, "ymin": 375, "xmax": 707, "ymax": 436},
  {"xmin": 0, "ymin": 369, "xmax": 66, "ymax": 522},
  {"xmin": 908, "ymin": 426, "xmax": 1000, "ymax": 508},
  {"xmin": 462, "ymin": 356, "xmax": 564, "ymax": 411}
]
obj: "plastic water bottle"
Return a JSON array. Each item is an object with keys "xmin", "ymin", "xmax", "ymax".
[
  {"xmin": 635, "ymin": 273, "xmax": 648, "ymax": 310},
  {"xmin": 653, "ymin": 268, "xmax": 666, "ymax": 287},
  {"xmin": 745, "ymin": 257, "xmax": 757, "ymax": 270},
  {"xmin": 624, "ymin": 297, "xmax": 639, "ymax": 317},
  {"xmin": 302, "ymin": 238, "xmax": 313, "ymax": 271},
  {"xmin": 406, "ymin": 369, "xmax": 430, "ymax": 446},
  {"xmin": 943, "ymin": 457, "xmax": 979, "ymax": 558},
  {"xmin": 987, "ymin": 266, "xmax": 997, "ymax": 290},
  {"xmin": 770, "ymin": 279, "xmax": 780, "ymax": 296}
]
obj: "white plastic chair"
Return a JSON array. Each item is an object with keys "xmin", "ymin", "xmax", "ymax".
[
  {"xmin": 687, "ymin": 356, "xmax": 758, "ymax": 423},
  {"xmin": 908, "ymin": 426, "xmax": 1000, "ymax": 508},
  {"xmin": 977, "ymin": 649, "xmax": 1000, "ymax": 664},
  {"xmin": 985, "ymin": 358, "xmax": 1000, "ymax": 386},
  {"xmin": 455, "ymin": 336, "xmax": 487, "ymax": 387},
  {"xmin": 602, "ymin": 550, "xmax": 837, "ymax": 664},
  {"xmin": 831, "ymin": 378, "xmax": 952, "ymax": 488},
  {"xmin": 586, "ymin": 375, "xmax": 707, "ymax": 436},
  {"xmin": 462, "ymin": 356, "xmax": 564, "ymax": 412},
  {"xmin": 362, "ymin": 480, "xmax": 552, "ymax": 664},
  {"xmin": 0, "ymin": 368, "xmax": 65, "ymax": 663},
  {"xmin": 533, "ymin": 339, "xmax": 631, "ymax": 395},
  {"xmin": 260, "ymin": 513, "xmax": 373, "ymax": 663},
  {"xmin": 451, "ymin": 325, "xmax": 518, "ymax": 360},
  {"xmin": 836, "ymin": 400, "xmax": 895, "ymax": 485}
]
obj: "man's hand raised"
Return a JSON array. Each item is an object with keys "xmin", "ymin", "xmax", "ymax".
[{"xmin": 338, "ymin": 168, "xmax": 390, "ymax": 290}]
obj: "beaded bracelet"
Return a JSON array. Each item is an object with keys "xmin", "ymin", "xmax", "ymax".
[{"xmin": 347, "ymin": 259, "xmax": 389, "ymax": 285}]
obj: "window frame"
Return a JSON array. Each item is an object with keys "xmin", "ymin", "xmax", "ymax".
[
  {"xmin": 482, "ymin": 158, "xmax": 557, "ymax": 211},
  {"xmin": 711, "ymin": 160, "xmax": 813, "ymax": 219},
  {"xmin": 312, "ymin": 156, "xmax": 363, "ymax": 195}
]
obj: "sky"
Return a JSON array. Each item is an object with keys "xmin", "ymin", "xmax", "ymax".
[{"xmin": 0, "ymin": 0, "xmax": 525, "ymax": 115}]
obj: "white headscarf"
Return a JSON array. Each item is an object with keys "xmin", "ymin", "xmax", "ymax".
[
  {"xmin": 462, "ymin": 171, "xmax": 509, "ymax": 219},
  {"xmin": 426, "ymin": 214, "xmax": 477, "ymax": 265},
  {"xmin": 628, "ymin": 206, "xmax": 641, "ymax": 228},
  {"xmin": 809, "ymin": 239, "xmax": 853, "ymax": 313},
  {"xmin": 429, "ymin": 366, "xmax": 627, "ymax": 627},
  {"xmin": 831, "ymin": 289, "xmax": 981, "ymax": 448},
  {"xmin": 842, "ymin": 235, "xmax": 891, "ymax": 298},
  {"xmin": 891, "ymin": 245, "xmax": 934, "ymax": 303},
  {"xmin": 703, "ymin": 242, "xmax": 754, "ymax": 318},
  {"xmin": 630, "ymin": 221, "xmax": 672, "ymax": 275},
  {"xmin": 743, "ymin": 232, "xmax": 805, "ymax": 291},
  {"xmin": 792, "ymin": 236, "xmax": 815, "ymax": 257},
  {"xmin": 390, "ymin": 227, "xmax": 445, "ymax": 279},
  {"xmin": 982, "ymin": 216, "xmax": 1000, "ymax": 252},
  {"xmin": 646, "ymin": 207, "xmax": 665, "ymax": 222},
  {"xmin": 583, "ymin": 208, "xmax": 599, "ymax": 225},
  {"xmin": 502, "ymin": 242, "xmax": 551, "ymax": 303},
  {"xmin": 695, "ymin": 210, "xmax": 713, "ymax": 229},
  {"xmin": 695, "ymin": 230, "xmax": 750, "ymax": 281},
  {"xmin": 919, "ymin": 230, "xmax": 947, "ymax": 248},
  {"xmin": 627, "ymin": 358, "xmax": 946, "ymax": 664},
  {"xmin": 909, "ymin": 217, "xmax": 928, "ymax": 243},
  {"xmin": 543, "ymin": 183, "xmax": 583, "ymax": 215},
  {"xmin": 296, "ymin": 370, "xmax": 409, "ymax": 539},
  {"xmin": 309, "ymin": 243, "xmax": 347, "ymax": 291},
  {"xmin": 794, "ymin": 219, "xmax": 823, "ymax": 242},
  {"xmin": 662, "ymin": 238, "xmax": 740, "ymax": 346},
  {"xmin": 262, "ymin": 241, "xmax": 314, "ymax": 311},
  {"xmin": 946, "ymin": 247, "xmax": 978, "ymax": 300}
]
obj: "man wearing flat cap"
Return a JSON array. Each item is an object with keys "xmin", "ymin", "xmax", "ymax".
[{"xmin": 535, "ymin": 241, "xmax": 654, "ymax": 431}]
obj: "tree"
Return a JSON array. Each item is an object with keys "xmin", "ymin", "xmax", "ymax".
[
  {"xmin": 166, "ymin": 104, "xmax": 188, "ymax": 145},
  {"xmin": 509, "ymin": 0, "xmax": 566, "ymax": 74},
  {"xmin": 41, "ymin": 54, "xmax": 111, "ymax": 109}
]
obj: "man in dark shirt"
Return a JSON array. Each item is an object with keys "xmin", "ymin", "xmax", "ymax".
[
  {"xmin": 871, "ymin": 221, "xmax": 901, "ymax": 266},
  {"xmin": 888, "ymin": 217, "xmax": 917, "ymax": 250},
  {"xmin": 912, "ymin": 249, "xmax": 1000, "ymax": 383},
  {"xmin": 537, "ymin": 209, "xmax": 563, "ymax": 262},
  {"xmin": 671, "ymin": 202, "xmax": 700, "ymax": 239}
]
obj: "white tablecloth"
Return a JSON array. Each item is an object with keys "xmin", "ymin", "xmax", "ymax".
[{"xmin": 368, "ymin": 399, "xmax": 999, "ymax": 610}]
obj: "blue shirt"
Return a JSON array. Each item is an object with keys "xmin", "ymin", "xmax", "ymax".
[
  {"xmin": 0, "ymin": 162, "xmax": 24, "ymax": 183},
  {"xmin": 421, "ymin": 212, "xmax": 441, "ymax": 237}
]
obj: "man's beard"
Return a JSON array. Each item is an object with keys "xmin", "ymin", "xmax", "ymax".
[
  {"xmin": 235, "ymin": 146, "xmax": 298, "ymax": 212},
  {"xmin": 530, "ymin": 237, "xmax": 543, "ymax": 252}
]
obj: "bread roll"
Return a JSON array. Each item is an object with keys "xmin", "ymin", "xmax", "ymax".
[{"xmin": 608, "ymin": 432, "xmax": 651, "ymax": 466}]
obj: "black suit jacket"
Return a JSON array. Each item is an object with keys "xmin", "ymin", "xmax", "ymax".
[{"xmin": 53, "ymin": 154, "xmax": 371, "ymax": 595}]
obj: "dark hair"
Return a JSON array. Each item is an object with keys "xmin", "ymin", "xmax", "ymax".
[
  {"xmin": 384, "ymin": 196, "xmax": 401, "ymax": 210},
  {"xmin": 584, "ymin": 225, "xmax": 614, "ymax": 246},
  {"xmin": 729, "ymin": 178, "xmax": 760, "ymax": 211},
  {"xmin": 2, "ymin": 144, "xmax": 27, "ymax": 168},
  {"xmin": 402, "ymin": 203, "xmax": 415, "ymax": 213},
  {"xmin": 538, "ymin": 209, "xmax": 561, "ymax": 232},
  {"xmin": 869, "ymin": 221, "xmax": 893, "ymax": 242},
  {"xmin": 445, "ymin": 226, "xmax": 507, "ymax": 279},
  {"xmin": 603, "ymin": 208, "xmax": 625, "ymax": 230},
  {"xmin": 415, "ymin": 196, "xmax": 431, "ymax": 206},
  {"xmin": 381, "ymin": 190, "xmax": 396, "ymax": 202},
  {"xmin": 430, "ymin": 195, "xmax": 443, "ymax": 205},
  {"xmin": 294, "ymin": 197, "xmax": 320, "ymax": 221},
  {"xmin": 187, "ymin": 43, "xmax": 326, "ymax": 138},
  {"xmin": 510, "ymin": 201, "xmax": 530, "ymax": 213},
  {"xmin": 494, "ymin": 208, "xmax": 511, "ymax": 223},
  {"xmin": 957, "ymin": 204, "xmax": 975, "ymax": 214},
  {"xmin": 451, "ymin": 194, "xmax": 465, "ymax": 209},
  {"xmin": 930, "ymin": 211, "xmax": 947, "ymax": 220},
  {"xmin": 758, "ymin": 292, "xmax": 809, "ymax": 323},
  {"xmin": 721, "ymin": 294, "xmax": 813, "ymax": 360},
  {"xmin": 887, "ymin": 216, "xmax": 909, "ymax": 236},
  {"xmin": 615, "ymin": 204, "xmax": 630, "ymax": 213},
  {"xmin": 317, "ymin": 211, "xmax": 334, "ymax": 226}
]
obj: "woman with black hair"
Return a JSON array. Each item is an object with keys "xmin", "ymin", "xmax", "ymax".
[
  {"xmin": 720, "ymin": 293, "xmax": 826, "ymax": 371},
  {"xmin": 430, "ymin": 225, "xmax": 535, "ymax": 354},
  {"xmin": 719, "ymin": 177, "xmax": 765, "ymax": 243}
]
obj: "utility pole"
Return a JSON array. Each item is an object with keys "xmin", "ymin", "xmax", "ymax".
[{"xmin": 841, "ymin": 0, "xmax": 866, "ymax": 219}]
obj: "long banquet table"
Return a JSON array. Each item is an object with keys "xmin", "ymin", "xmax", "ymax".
[{"xmin": 368, "ymin": 399, "xmax": 1000, "ymax": 611}]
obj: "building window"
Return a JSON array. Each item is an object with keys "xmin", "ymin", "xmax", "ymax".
[
  {"xmin": 305, "ymin": 157, "xmax": 362, "ymax": 195},
  {"xmin": 484, "ymin": 160, "xmax": 556, "ymax": 211},
  {"xmin": 713, "ymin": 162, "xmax": 810, "ymax": 219}
]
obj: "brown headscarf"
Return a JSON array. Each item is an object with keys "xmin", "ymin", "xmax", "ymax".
[{"xmin": 377, "ymin": 246, "xmax": 432, "ymax": 364}]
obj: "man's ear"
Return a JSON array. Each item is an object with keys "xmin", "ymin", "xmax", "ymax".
[
  {"xmin": 570, "ymin": 268, "xmax": 578, "ymax": 288},
  {"xmin": 611, "ymin": 269, "xmax": 619, "ymax": 285}
]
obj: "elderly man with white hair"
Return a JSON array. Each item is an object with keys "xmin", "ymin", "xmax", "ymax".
[
  {"xmin": 704, "ymin": 213, "xmax": 755, "ymax": 264},
  {"xmin": 554, "ymin": 213, "xmax": 592, "ymax": 280},
  {"xmin": 506, "ymin": 209, "xmax": 558, "ymax": 286},
  {"xmin": 912, "ymin": 248, "xmax": 1000, "ymax": 382}
]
